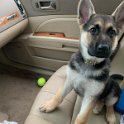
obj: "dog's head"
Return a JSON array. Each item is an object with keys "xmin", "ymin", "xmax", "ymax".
[{"xmin": 78, "ymin": 0, "xmax": 124, "ymax": 62}]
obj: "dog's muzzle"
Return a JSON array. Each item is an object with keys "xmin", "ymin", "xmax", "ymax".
[
  {"xmin": 88, "ymin": 43, "xmax": 111, "ymax": 58},
  {"xmin": 96, "ymin": 44, "xmax": 110, "ymax": 58}
]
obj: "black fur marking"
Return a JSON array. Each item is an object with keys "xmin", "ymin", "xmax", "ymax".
[
  {"xmin": 69, "ymin": 60, "xmax": 76, "ymax": 70},
  {"xmin": 74, "ymin": 87, "xmax": 84, "ymax": 96},
  {"xmin": 110, "ymin": 74, "xmax": 124, "ymax": 81},
  {"xmin": 89, "ymin": 69, "xmax": 109, "ymax": 81},
  {"xmin": 94, "ymin": 60, "xmax": 110, "ymax": 69},
  {"xmin": 98, "ymin": 77, "xmax": 121, "ymax": 100},
  {"xmin": 69, "ymin": 51, "xmax": 84, "ymax": 71}
]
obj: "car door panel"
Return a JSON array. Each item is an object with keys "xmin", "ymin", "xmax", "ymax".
[
  {"xmin": 0, "ymin": 0, "xmax": 28, "ymax": 48},
  {"xmin": 1, "ymin": 0, "xmax": 124, "ymax": 76},
  {"xmin": 20, "ymin": 0, "xmax": 122, "ymax": 17},
  {"xmin": 19, "ymin": 0, "xmax": 78, "ymax": 16}
]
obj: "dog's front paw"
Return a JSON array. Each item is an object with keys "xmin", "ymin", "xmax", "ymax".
[
  {"xmin": 93, "ymin": 106, "xmax": 103, "ymax": 114},
  {"xmin": 106, "ymin": 113, "xmax": 116, "ymax": 124},
  {"xmin": 39, "ymin": 100, "xmax": 58, "ymax": 113},
  {"xmin": 93, "ymin": 102, "xmax": 104, "ymax": 114},
  {"xmin": 108, "ymin": 119, "xmax": 116, "ymax": 124},
  {"xmin": 107, "ymin": 117, "xmax": 116, "ymax": 124},
  {"xmin": 74, "ymin": 114, "xmax": 87, "ymax": 124}
]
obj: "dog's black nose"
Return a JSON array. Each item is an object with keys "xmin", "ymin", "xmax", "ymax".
[
  {"xmin": 97, "ymin": 44, "xmax": 109, "ymax": 52},
  {"xmin": 88, "ymin": 43, "xmax": 111, "ymax": 58}
]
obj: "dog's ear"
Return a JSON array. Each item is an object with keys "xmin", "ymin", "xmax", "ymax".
[
  {"xmin": 77, "ymin": 0, "xmax": 95, "ymax": 25},
  {"xmin": 112, "ymin": 1, "xmax": 124, "ymax": 28}
]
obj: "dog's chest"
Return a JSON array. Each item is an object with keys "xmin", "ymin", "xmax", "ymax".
[{"xmin": 67, "ymin": 67, "xmax": 105, "ymax": 97}]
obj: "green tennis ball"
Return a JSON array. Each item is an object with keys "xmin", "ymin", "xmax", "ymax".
[{"xmin": 37, "ymin": 77, "xmax": 46, "ymax": 87}]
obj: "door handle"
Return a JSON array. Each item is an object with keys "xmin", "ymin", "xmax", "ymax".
[{"xmin": 39, "ymin": 1, "xmax": 56, "ymax": 10}]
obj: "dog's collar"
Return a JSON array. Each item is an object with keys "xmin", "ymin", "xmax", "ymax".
[
  {"xmin": 84, "ymin": 58, "xmax": 107, "ymax": 69},
  {"xmin": 84, "ymin": 59, "xmax": 97, "ymax": 65},
  {"xmin": 78, "ymin": 51, "xmax": 108, "ymax": 67}
]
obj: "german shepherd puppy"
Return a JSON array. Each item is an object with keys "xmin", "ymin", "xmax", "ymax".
[{"xmin": 40, "ymin": 0, "xmax": 124, "ymax": 124}]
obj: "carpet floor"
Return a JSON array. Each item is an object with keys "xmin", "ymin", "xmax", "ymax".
[{"xmin": 0, "ymin": 65, "xmax": 41, "ymax": 124}]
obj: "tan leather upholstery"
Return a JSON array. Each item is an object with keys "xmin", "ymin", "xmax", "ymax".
[
  {"xmin": 24, "ymin": 65, "xmax": 120, "ymax": 124},
  {"xmin": 24, "ymin": 65, "xmax": 77, "ymax": 124}
]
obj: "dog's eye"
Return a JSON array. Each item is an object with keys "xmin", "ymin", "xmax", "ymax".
[
  {"xmin": 89, "ymin": 27, "xmax": 99, "ymax": 35},
  {"xmin": 107, "ymin": 28, "xmax": 117, "ymax": 38}
]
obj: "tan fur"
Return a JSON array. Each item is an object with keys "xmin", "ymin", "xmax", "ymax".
[
  {"xmin": 105, "ymin": 22, "xmax": 113, "ymax": 29},
  {"xmin": 81, "ymin": 30, "xmax": 92, "ymax": 47},
  {"xmin": 106, "ymin": 106, "xmax": 116, "ymax": 124},
  {"xmin": 75, "ymin": 102, "xmax": 95, "ymax": 124},
  {"xmin": 40, "ymin": 87, "xmax": 63, "ymax": 112},
  {"xmin": 112, "ymin": 37, "xmax": 118, "ymax": 51},
  {"xmin": 93, "ymin": 20, "xmax": 103, "ymax": 27},
  {"xmin": 93, "ymin": 17, "xmax": 115, "ymax": 31}
]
